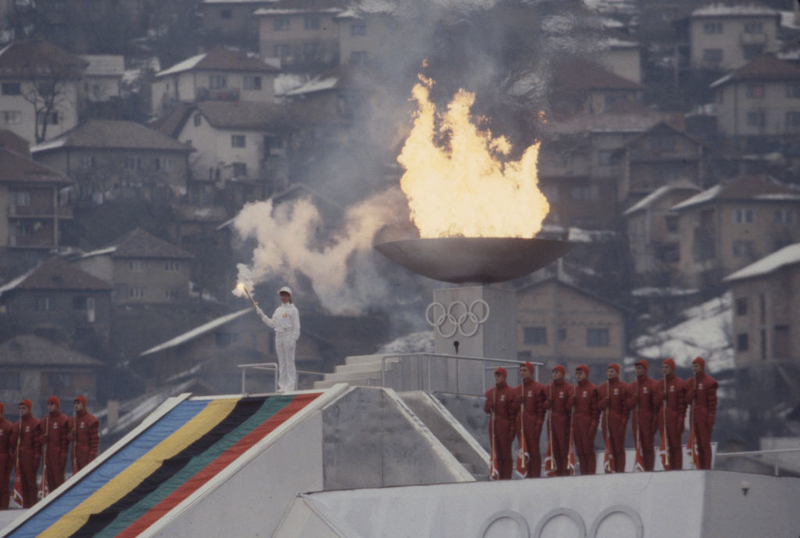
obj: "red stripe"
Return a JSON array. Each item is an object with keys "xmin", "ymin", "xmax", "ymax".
[{"xmin": 116, "ymin": 394, "xmax": 319, "ymax": 538}]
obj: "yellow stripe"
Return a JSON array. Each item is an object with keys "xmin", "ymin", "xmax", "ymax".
[{"xmin": 40, "ymin": 399, "xmax": 238, "ymax": 538}]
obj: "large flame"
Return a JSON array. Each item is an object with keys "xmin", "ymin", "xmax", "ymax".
[{"xmin": 397, "ymin": 75, "xmax": 549, "ymax": 238}]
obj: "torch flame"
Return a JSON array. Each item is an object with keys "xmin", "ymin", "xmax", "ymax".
[{"xmin": 397, "ymin": 75, "xmax": 549, "ymax": 238}]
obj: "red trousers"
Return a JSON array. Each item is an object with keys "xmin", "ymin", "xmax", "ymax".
[
  {"xmin": 659, "ymin": 414, "xmax": 683, "ymax": 470},
  {"xmin": 518, "ymin": 418, "xmax": 542, "ymax": 478},
  {"xmin": 16, "ymin": 454, "xmax": 38, "ymax": 508},
  {"xmin": 573, "ymin": 414, "xmax": 597, "ymax": 475},
  {"xmin": 693, "ymin": 410, "xmax": 713, "ymax": 469},
  {"xmin": 0, "ymin": 455, "xmax": 9, "ymax": 509},
  {"xmin": 549, "ymin": 413, "xmax": 570, "ymax": 476},
  {"xmin": 603, "ymin": 412, "xmax": 626, "ymax": 473},
  {"xmin": 633, "ymin": 412, "xmax": 656, "ymax": 471},
  {"xmin": 490, "ymin": 418, "xmax": 514, "ymax": 479}
]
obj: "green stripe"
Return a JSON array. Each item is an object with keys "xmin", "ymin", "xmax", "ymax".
[{"xmin": 95, "ymin": 396, "xmax": 293, "ymax": 537}]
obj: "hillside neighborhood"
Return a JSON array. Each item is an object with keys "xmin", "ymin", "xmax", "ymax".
[{"xmin": 0, "ymin": 0, "xmax": 798, "ymax": 453}]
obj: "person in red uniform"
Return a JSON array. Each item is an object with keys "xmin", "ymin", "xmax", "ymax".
[
  {"xmin": 0, "ymin": 403, "xmax": 14, "ymax": 510},
  {"xmin": 11, "ymin": 399, "xmax": 40, "ymax": 508},
  {"xmin": 544, "ymin": 366, "xmax": 574, "ymax": 477},
  {"xmin": 68, "ymin": 395, "xmax": 99, "ymax": 473},
  {"xmin": 484, "ymin": 368, "xmax": 516, "ymax": 480},
  {"xmin": 627, "ymin": 360, "xmax": 659, "ymax": 471},
  {"xmin": 685, "ymin": 357, "xmax": 717, "ymax": 470},
  {"xmin": 511, "ymin": 361, "xmax": 546, "ymax": 477},
  {"xmin": 654, "ymin": 358, "xmax": 686, "ymax": 470},
  {"xmin": 597, "ymin": 363, "xmax": 628, "ymax": 473},
  {"xmin": 39, "ymin": 396, "xmax": 69, "ymax": 493},
  {"xmin": 569, "ymin": 365, "xmax": 599, "ymax": 475}
]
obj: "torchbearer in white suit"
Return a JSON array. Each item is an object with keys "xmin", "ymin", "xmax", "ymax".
[{"xmin": 254, "ymin": 286, "xmax": 301, "ymax": 392}]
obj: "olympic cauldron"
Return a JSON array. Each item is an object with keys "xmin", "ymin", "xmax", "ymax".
[{"xmin": 375, "ymin": 237, "xmax": 572, "ymax": 372}]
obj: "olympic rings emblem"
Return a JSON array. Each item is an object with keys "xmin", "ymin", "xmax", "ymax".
[{"xmin": 425, "ymin": 300, "xmax": 490, "ymax": 338}]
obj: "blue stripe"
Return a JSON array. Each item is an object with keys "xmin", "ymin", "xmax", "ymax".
[{"xmin": 5, "ymin": 399, "xmax": 210, "ymax": 538}]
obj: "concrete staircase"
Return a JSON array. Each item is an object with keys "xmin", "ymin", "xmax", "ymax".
[{"xmin": 313, "ymin": 354, "xmax": 393, "ymax": 389}]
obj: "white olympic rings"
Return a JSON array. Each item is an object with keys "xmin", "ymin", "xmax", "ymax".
[{"xmin": 425, "ymin": 300, "xmax": 491, "ymax": 338}]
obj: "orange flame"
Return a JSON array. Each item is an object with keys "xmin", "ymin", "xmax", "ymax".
[{"xmin": 397, "ymin": 75, "xmax": 549, "ymax": 238}]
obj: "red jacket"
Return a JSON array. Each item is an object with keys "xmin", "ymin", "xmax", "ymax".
[
  {"xmin": 0, "ymin": 418, "xmax": 12, "ymax": 472},
  {"xmin": 511, "ymin": 377, "xmax": 546, "ymax": 434},
  {"xmin": 544, "ymin": 379, "xmax": 574, "ymax": 416},
  {"xmin": 40, "ymin": 410, "xmax": 70, "ymax": 471},
  {"xmin": 597, "ymin": 379, "xmax": 629, "ymax": 423},
  {"xmin": 627, "ymin": 375, "xmax": 659, "ymax": 428},
  {"xmin": 685, "ymin": 372, "xmax": 718, "ymax": 427},
  {"xmin": 11, "ymin": 414, "xmax": 41, "ymax": 466},
  {"xmin": 653, "ymin": 374, "xmax": 686, "ymax": 427},
  {"xmin": 569, "ymin": 380, "xmax": 599, "ymax": 425},
  {"xmin": 484, "ymin": 381, "xmax": 518, "ymax": 422},
  {"xmin": 68, "ymin": 409, "xmax": 99, "ymax": 470}
]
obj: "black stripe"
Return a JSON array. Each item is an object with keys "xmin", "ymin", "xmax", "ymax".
[{"xmin": 69, "ymin": 397, "xmax": 269, "ymax": 538}]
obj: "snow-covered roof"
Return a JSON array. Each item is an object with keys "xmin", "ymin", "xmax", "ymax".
[
  {"xmin": 692, "ymin": 2, "xmax": 778, "ymax": 18},
  {"xmin": 80, "ymin": 55, "xmax": 125, "ymax": 77},
  {"xmin": 76, "ymin": 246, "xmax": 118, "ymax": 259},
  {"xmin": 0, "ymin": 265, "xmax": 38, "ymax": 297},
  {"xmin": 672, "ymin": 176, "xmax": 800, "ymax": 211},
  {"xmin": 30, "ymin": 138, "xmax": 66, "ymax": 153},
  {"xmin": 254, "ymin": 7, "xmax": 342, "ymax": 15},
  {"xmin": 281, "ymin": 75, "xmax": 339, "ymax": 96},
  {"xmin": 157, "ymin": 53, "xmax": 205, "ymax": 77},
  {"xmin": 630, "ymin": 292, "xmax": 734, "ymax": 373},
  {"xmin": 623, "ymin": 180, "xmax": 701, "ymax": 216},
  {"xmin": 671, "ymin": 184, "xmax": 724, "ymax": 211},
  {"xmin": 724, "ymin": 243, "xmax": 800, "ymax": 282},
  {"xmin": 140, "ymin": 308, "xmax": 251, "ymax": 356}
]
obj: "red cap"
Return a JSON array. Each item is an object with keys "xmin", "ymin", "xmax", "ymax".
[
  {"xmin": 74, "ymin": 395, "xmax": 87, "ymax": 406},
  {"xmin": 0, "ymin": 402, "xmax": 4, "ymax": 414},
  {"xmin": 692, "ymin": 357, "xmax": 705, "ymax": 371},
  {"xmin": 552, "ymin": 365, "xmax": 566, "ymax": 375},
  {"xmin": 576, "ymin": 364, "xmax": 589, "ymax": 376},
  {"xmin": 635, "ymin": 360, "xmax": 649, "ymax": 371},
  {"xmin": 47, "ymin": 396, "xmax": 60, "ymax": 408},
  {"xmin": 662, "ymin": 358, "xmax": 676, "ymax": 371},
  {"xmin": 494, "ymin": 367, "xmax": 507, "ymax": 378},
  {"xmin": 608, "ymin": 363, "xmax": 620, "ymax": 373},
  {"xmin": 522, "ymin": 361, "xmax": 535, "ymax": 373},
  {"xmin": 19, "ymin": 399, "xmax": 32, "ymax": 410}
]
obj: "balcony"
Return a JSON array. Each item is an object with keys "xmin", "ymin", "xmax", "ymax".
[
  {"xmin": 740, "ymin": 33, "xmax": 766, "ymax": 45},
  {"xmin": 8, "ymin": 205, "xmax": 73, "ymax": 219},
  {"xmin": 196, "ymin": 87, "xmax": 240, "ymax": 102}
]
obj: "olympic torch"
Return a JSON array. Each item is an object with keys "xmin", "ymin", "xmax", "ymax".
[{"xmin": 237, "ymin": 282, "xmax": 257, "ymax": 308}]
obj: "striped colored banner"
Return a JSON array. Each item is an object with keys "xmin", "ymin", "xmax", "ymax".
[{"xmin": 5, "ymin": 393, "xmax": 319, "ymax": 538}]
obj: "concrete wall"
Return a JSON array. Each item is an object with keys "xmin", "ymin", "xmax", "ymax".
[{"xmin": 714, "ymin": 79, "xmax": 800, "ymax": 138}]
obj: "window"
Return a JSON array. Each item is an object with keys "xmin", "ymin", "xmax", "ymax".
[
  {"xmin": 209, "ymin": 75, "xmax": 227, "ymax": 89},
  {"xmin": 129, "ymin": 287, "xmax": 145, "ymax": 298},
  {"xmin": 243, "ymin": 76, "xmax": 262, "ymax": 90},
  {"xmin": 153, "ymin": 157, "xmax": 173, "ymax": 171},
  {"xmin": 129, "ymin": 260, "xmax": 144, "ymax": 271},
  {"xmin": 274, "ymin": 44, "xmax": 291, "ymax": 57},
  {"xmin": 194, "ymin": 113, "xmax": 202, "ymax": 127},
  {"xmin": 232, "ymin": 162, "xmax": 247, "ymax": 177},
  {"xmin": 597, "ymin": 150, "xmax": 618, "ymax": 165},
  {"xmin": 652, "ymin": 135, "xmax": 675, "ymax": 152},
  {"xmin": 786, "ymin": 112, "xmax": 800, "ymax": 130},
  {"xmin": 558, "ymin": 328, "xmax": 567, "ymax": 341},
  {"xmin": 735, "ymin": 297, "xmax": 748, "ymax": 316},
  {"xmin": 703, "ymin": 22, "xmax": 722, "ymax": 34},
  {"xmin": 220, "ymin": 8, "xmax": 232, "ymax": 19},
  {"xmin": 733, "ymin": 240, "xmax": 755, "ymax": 258},
  {"xmin": 304, "ymin": 15, "xmax": 320, "ymax": 29},
  {"xmin": 351, "ymin": 22, "xmax": 367, "ymax": 36},
  {"xmin": 734, "ymin": 208, "xmax": 754, "ymax": 223},
  {"xmin": 737, "ymin": 333, "xmax": 749, "ymax": 351},
  {"xmin": 73, "ymin": 296, "xmax": 87, "ymax": 310},
  {"xmin": 35, "ymin": 297, "xmax": 54, "ymax": 311},
  {"xmin": 231, "ymin": 134, "xmax": 246, "ymax": 148},
  {"xmin": 744, "ymin": 22, "xmax": 763, "ymax": 33},
  {"xmin": 746, "ymin": 83, "xmax": 764, "ymax": 99},
  {"xmin": 124, "ymin": 156, "xmax": 142, "ymax": 170},
  {"xmin": 774, "ymin": 209, "xmax": 795, "ymax": 224},
  {"xmin": 81, "ymin": 155, "xmax": 96, "ymax": 168},
  {"xmin": 1, "ymin": 82, "xmax": 21, "ymax": 95},
  {"xmin": 702, "ymin": 49, "xmax": 723, "ymax": 63},
  {"xmin": 349, "ymin": 51, "xmax": 368, "ymax": 64},
  {"xmin": 2, "ymin": 110, "xmax": 21, "ymax": 124},
  {"xmin": 165, "ymin": 261, "xmax": 180, "ymax": 271},
  {"xmin": 746, "ymin": 112, "xmax": 765, "ymax": 127},
  {"xmin": 571, "ymin": 186, "xmax": 591, "ymax": 200},
  {"xmin": 524, "ymin": 327, "xmax": 547, "ymax": 345},
  {"xmin": 274, "ymin": 17, "xmax": 290, "ymax": 31},
  {"xmin": 787, "ymin": 84, "xmax": 800, "ymax": 98},
  {"xmin": 0, "ymin": 371, "xmax": 20, "ymax": 390},
  {"xmin": 12, "ymin": 191, "xmax": 30, "ymax": 206},
  {"xmin": 587, "ymin": 328, "xmax": 609, "ymax": 347},
  {"xmin": 665, "ymin": 215, "xmax": 678, "ymax": 233}
]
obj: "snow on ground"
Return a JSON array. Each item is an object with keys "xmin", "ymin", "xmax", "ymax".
[
  {"xmin": 378, "ymin": 331, "xmax": 434, "ymax": 354},
  {"xmin": 630, "ymin": 292, "xmax": 734, "ymax": 373},
  {"xmin": 274, "ymin": 73, "xmax": 308, "ymax": 96}
]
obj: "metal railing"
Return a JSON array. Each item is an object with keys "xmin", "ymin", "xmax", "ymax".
[
  {"xmin": 379, "ymin": 353, "xmax": 543, "ymax": 396},
  {"xmin": 715, "ymin": 448, "xmax": 800, "ymax": 476},
  {"xmin": 237, "ymin": 362, "xmax": 325, "ymax": 394}
]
